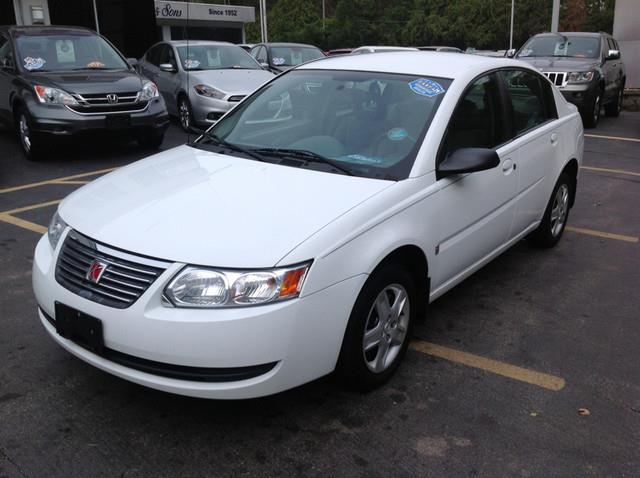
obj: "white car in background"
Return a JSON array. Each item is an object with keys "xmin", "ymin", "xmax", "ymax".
[
  {"xmin": 33, "ymin": 52, "xmax": 583, "ymax": 399},
  {"xmin": 351, "ymin": 46, "xmax": 419, "ymax": 54}
]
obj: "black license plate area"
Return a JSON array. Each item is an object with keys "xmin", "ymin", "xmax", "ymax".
[
  {"xmin": 105, "ymin": 114, "xmax": 131, "ymax": 129},
  {"xmin": 55, "ymin": 302, "xmax": 104, "ymax": 354}
]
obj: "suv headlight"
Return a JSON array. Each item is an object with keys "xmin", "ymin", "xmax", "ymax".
[
  {"xmin": 164, "ymin": 262, "xmax": 311, "ymax": 308},
  {"xmin": 34, "ymin": 85, "xmax": 78, "ymax": 105},
  {"xmin": 194, "ymin": 84, "xmax": 226, "ymax": 99},
  {"xmin": 138, "ymin": 81, "xmax": 159, "ymax": 101},
  {"xmin": 48, "ymin": 211, "xmax": 67, "ymax": 249},
  {"xmin": 567, "ymin": 71, "xmax": 595, "ymax": 84}
]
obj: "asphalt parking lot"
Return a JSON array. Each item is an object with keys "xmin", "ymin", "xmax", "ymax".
[{"xmin": 1, "ymin": 114, "xmax": 639, "ymax": 477}]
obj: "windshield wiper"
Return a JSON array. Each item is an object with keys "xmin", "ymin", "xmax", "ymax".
[
  {"xmin": 191, "ymin": 128, "xmax": 269, "ymax": 163},
  {"xmin": 253, "ymin": 148, "xmax": 353, "ymax": 176}
]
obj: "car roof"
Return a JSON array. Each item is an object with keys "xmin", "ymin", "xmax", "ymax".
[
  {"xmin": 354, "ymin": 46, "xmax": 418, "ymax": 51},
  {"xmin": 532, "ymin": 32, "xmax": 605, "ymax": 38},
  {"xmin": 298, "ymin": 51, "xmax": 528, "ymax": 80},
  {"xmin": 166, "ymin": 40, "xmax": 235, "ymax": 47},
  {"xmin": 260, "ymin": 43, "xmax": 320, "ymax": 49},
  {"xmin": 1, "ymin": 25, "xmax": 95, "ymax": 36}
]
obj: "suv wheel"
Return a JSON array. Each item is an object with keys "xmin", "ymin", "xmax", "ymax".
[
  {"xmin": 581, "ymin": 89, "xmax": 602, "ymax": 128},
  {"xmin": 604, "ymin": 86, "xmax": 623, "ymax": 117},
  {"xmin": 15, "ymin": 107, "xmax": 43, "ymax": 160}
]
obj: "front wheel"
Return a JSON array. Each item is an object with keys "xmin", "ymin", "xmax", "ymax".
[
  {"xmin": 604, "ymin": 86, "xmax": 623, "ymax": 117},
  {"xmin": 178, "ymin": 96, "xmax": 193, "ymax": 132},
  {"xmin": 15, "ymin": 107, "xmax": 43, "ymax": 160},
  {"xmin": 528, "ymin": 172, "xmax": 573, "ymax": 248},
  {"xmin": 336, "ymin": 263, "xmax": 415, "ymax": 391},
  {"xmin": 581, "ymin": 90, "xmax": 602, "ymax": 128}
]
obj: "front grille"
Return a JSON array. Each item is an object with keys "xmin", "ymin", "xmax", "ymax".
[
  {"xmin": 55, "ymin": 231, "xmax": 168, "ymax": 309},
  {"xmin": 68, "ymin": 91, "xmax": 147, "ymax": 114},
  {"xmin": 543, "ymin": 72, "xmax": 567, "ymax": 87},
  {"xmin": 227, "ymin": 95, "xmax": 246, "ymax": 102}
]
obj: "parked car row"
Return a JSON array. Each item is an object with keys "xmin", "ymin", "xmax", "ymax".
[{"xmin": 0, "ymin": 25, "xmax": 625, "ymax": 161}]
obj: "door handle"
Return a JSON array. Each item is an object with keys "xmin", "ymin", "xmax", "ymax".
[
  {"xmin": 550, "ymin": 132, "xmax": 559, "ymax": 145},
  {"xmin": 502, "ymin": 158, "xmax": 515, "ymax": 174}
]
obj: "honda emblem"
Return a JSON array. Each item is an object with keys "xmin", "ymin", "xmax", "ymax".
[{"xmin": 106, "ymin": 93, "xmax": 118, "ymax": 104}]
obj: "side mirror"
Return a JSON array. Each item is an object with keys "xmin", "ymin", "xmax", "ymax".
[
  {"xmin": 438, "ymin": 148, "xmax": 500, "ymax": 177},
  {"xmin": 606, "ymin": 49, "xmax": 620, "ymax": 60},
  {"xmin": 159, "ymin": 63, "xmax": 176, "ymax": 72},
  {"xmin": 127, "ymin": 57, "xmax": 138, "ymax": 67},
  {"xmin": 506, "ymin": 49, "xmax": 516, "ymax": 58}
]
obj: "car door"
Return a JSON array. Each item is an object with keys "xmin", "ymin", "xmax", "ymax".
[
  {"xmin": 0, "ymin": 34, "xmax": 14, "ymax": 122},
  {"xmin": 139, "ymin": 43, "xmax": 161, "ymax": 81},
  {"xmin": 431, "ymin": 72, "xmax": 519, "ymax": 290},
  {"xmin": 603, "ymin": 37, "xmax": 621, "ymax": 100},
  {"xmin": 500, "ymin": 69, "xmax": 560, "ymax": 237},
  {"xmin": 154, "ymin": 44, "xmax": 181, "ymax": 115}
]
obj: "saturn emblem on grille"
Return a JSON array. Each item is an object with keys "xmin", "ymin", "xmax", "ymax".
[
  {"xmin": 87, "ymin": 261, "xmax": 108, "ymax": 284},
  {"xmin": 106, "ymin": 93, "xmax": 118, "ymax": 104}
]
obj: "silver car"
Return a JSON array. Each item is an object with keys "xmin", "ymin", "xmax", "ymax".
[{"xmin": 139, "ymin": 41, "xmax": 274, "ymax": 131}]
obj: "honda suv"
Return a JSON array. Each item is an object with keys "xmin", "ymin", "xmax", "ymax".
[
  {"xmin": 0, "ymin": 25, "xmax": 169, "ymax": 159},
  {"xmin": 510, "ymin": 32, "xmax": 625, "ymax": 128}
]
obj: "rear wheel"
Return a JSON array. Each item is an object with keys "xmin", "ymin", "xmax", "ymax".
[
  {"xmin": 178, "ymin": 96, "xmax": 193, "ymax": 132},
  {"xmin": 15, "ymin": 107, "xmax": 44, "ymax": 160},
  {"xmin": 604, "ymin": 86, "xmax": 624, "ymax": 117},
  {"xmin": 336, "ymin": 263, "xmax": 415, "ymax": 391},
  {"xmin": 528, "ymin": 172, "xmax": 573, "ymax": 248}
]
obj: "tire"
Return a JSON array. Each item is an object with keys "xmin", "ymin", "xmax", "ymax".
[
  {"xmin": 336, "ymin": 263, "xmax": 416, "ymax": 391},
  {"xmin": 581, "ymin": 89, "xmax": 602, "ymax": 128},
  {"xmin": 178, "ymin": 96, "xmax": 193, "ymax": 132},
  {"xmin": 137, "ymin": 131, "xmax": 165, "ymax": 150},
  {"xmin": 604, "ymin": 86, "xmax": 623, "ymax": 117},
  {"xmin": 528, "ymin": 172, "xmax": 573, "ymax": 248},
  {"xmin": 15, "ymin": 106, "xmax": 44, "ymax": 160}
]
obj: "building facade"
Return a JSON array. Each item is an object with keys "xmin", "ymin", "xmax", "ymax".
[{"xmin": 2, "ymin": 0, "xmax": 255, "ymax": 57}]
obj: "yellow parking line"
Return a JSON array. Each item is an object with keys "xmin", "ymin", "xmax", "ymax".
[
  {"xmin": 565, "ymin": 226, "xmax": 638, "ymax": 243},
  {"xmin": 0, "ymin": 214, "xmax": 47, "ymax": 234},
  {"xmin": 410, "ymin": 341, "xmax": 565, "ymax": 391},
  {"xmin": 2, "ymin": 199, "xmax": 62, "ymax": 215},
  {"xmin": 584, "ymin": 133, "xmax": 640, "ymax": 143},
  {"xmin": 582, "ymin": 166, "xmax": 640, "ymax": 178},
  {"xmin": 0, "ymin": 167, "xmax": 117, "ymax": 194}
]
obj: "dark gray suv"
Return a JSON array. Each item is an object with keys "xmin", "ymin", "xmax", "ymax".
[
  {"xmin": 511, "ymin": 32, "xmax": 625, "ymax": 128},
  {"xmin": 0, "ymin": 25, "xmax": 169, "ymax": 159}
]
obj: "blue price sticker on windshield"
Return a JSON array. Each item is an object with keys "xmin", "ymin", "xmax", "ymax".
[
  {"xmin": 409, "ymin": 78, "xmax": 445, "ymax": 97},
  {"xmin": 387, "ymin": 127, "xmax": 408, "ymax": 141}
]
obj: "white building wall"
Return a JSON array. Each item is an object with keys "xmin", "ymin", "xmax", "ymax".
[
  {"xmin": 12, "ymin": 0, "xmax": 51, "ymax": 25},
  {"xmin": 613, "ymin": 0, "xmax": 640, "ymax": 88}
]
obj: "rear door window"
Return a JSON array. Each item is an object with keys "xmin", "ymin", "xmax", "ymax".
[{"xmin": 501, "ymin": 69, "xmax": 555, "ymax": 136}]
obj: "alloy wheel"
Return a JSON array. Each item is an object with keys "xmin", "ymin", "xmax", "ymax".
[
  {"xmin": 593, "ymin": 94, "xmax": 601, "ymax": 125},
  {"xmin": 19, "ymin": 114, "xmax": 31, "ymax": 152},
  {"xmin": 362, "ymin": 284, "xmax": 410, "ymax": 373},
  {"xmin": 550, "ymin": 184, "xmax": 569, "ymax": 237}
]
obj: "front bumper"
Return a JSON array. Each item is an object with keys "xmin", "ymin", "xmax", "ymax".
[
  {"xmin": 26, "ymin": 97, "xmax": 170, "ymax": 137},
  {"xmin": 188, "ymin": 90, "xmax": 242, "ymax": 125},
  {"xmin": 32, "ymin": 233, "xmax": 364, "ymax": 399},
  {"xmin": 558, "ymin": 81, "xmax": 598, "ymax": 108}
]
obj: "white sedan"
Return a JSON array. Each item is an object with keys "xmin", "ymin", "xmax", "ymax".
[{"xmin": 33, "ymin": 52, "xmax": 583, "ymax": 399}]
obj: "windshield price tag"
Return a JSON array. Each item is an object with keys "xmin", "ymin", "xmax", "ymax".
[
  {"xmin": 409, "ymin": 78, "xmax": 445, "ymax": 97},
  {"xmin": 272, "ymin": 57, "xmax": 286, "ymax": 66},
  {"xmin": 23, "ymin": 57, "xmax": 46, "ymax": 70},
  {"xmin": 184, "ymin": 59, "xmax": 200, "ymax": 69}
]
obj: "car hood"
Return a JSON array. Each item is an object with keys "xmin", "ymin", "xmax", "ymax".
[
  {"xmin": 59, "ymin": 145, "xmax": 393, "ymax": 268},
  {"xmin": 186, "ymin": 69, "xmax": 274, "ymax": 95},
  {"xmin": 517, "ymin": 56, "xmax": 599, "ymax": 71},
  {"xmin": 29, "ymin": 69, "xmax": 144, "ymax": 95}
]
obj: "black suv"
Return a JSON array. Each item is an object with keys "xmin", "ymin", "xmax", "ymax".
[
  {"xmin": 511, "ymin": 32, "xmax": 625, "ymax": 128},
  {"xmin": 0, "ymin": 25, "xmax": 169, "ymax": 158}
]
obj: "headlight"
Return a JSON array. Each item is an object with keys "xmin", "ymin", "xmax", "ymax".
[
  {"xmin": 193, "ymin": 84, "xmax": 226, "ymax": 99},
  {"xmin": 164, "ymin": 262, "xmax": 311, "ymax": 308},
  {"xmin": 138, "ymin": 81, "xmax": 159, "ymax": 101},
  {"xmin": 34, "ymin": 85, "xmax": 78, "ymax": 105},
  {"xmin": 567, "ymin": 71, "xmax": 595, "ymax": 84},
  {"xmin": 48, "ymin": 211, "xmax": 67, "ymax": 249}
]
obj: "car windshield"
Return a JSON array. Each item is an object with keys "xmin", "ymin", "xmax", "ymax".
[
  {"xmin": 518, "ymin": 35, "xmax": 601, "ymax": 59},
  {"xmin": 270, "ymin": 47, "xmax": 324, "ymax": 67},
  {"xmin": 176, "ymin": 44, "xmax": 260, "ymax": 70},
  {"xmin": 15, "ymin": 33, "xmax": 128, "ymax": 72},
  {"xmin": 194, "ymin": 70, "xmax": 451, "ymax": 180}
]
